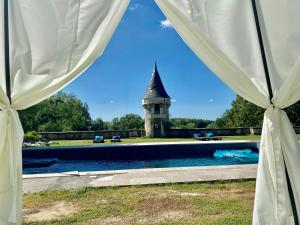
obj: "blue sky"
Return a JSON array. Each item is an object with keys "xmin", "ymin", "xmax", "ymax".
[{"xmin": 63, "ymin": 0, "xmax": 236, "ymax": 121}]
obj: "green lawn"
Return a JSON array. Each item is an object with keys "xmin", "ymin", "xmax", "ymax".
[
  {"xmin": 48, "ymin": 135, "xmax": 300, "ymax": 147},
  {"xmin": 50, "ymin": 138, "xmax": 195, "ymax": 147},
  {"xmin": 49, "ymin": 136, "xmax": 262, "ymax": 147},
  {"xmin": 23, "ymin": 180, "xmax": 255, "ymax": 225}
]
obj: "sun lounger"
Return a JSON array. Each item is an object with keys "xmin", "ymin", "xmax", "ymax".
[
  {"xmin": 93, "ymin": 135, "xmax": 104, "ymax": 143},
  {"xmin": 193, "ymin": 132, "xmax": 222, "ymax": 141}
]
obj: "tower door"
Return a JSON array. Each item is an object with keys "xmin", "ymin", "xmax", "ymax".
[{"xmin": 153, "ymin": 119, "xmax": 161, "ymax": 138}]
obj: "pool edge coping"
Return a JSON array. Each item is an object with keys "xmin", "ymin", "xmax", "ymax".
[
  {"xmin": 23, "ymin": 164, "xmax": 258, "ymax": 179},
  {"xmin": 23, "ymin": 140, "xmax": 260, "ymax": 151}
]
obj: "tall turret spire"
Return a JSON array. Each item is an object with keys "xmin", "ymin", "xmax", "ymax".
[
  {"xmin": 144, "ymin": 62, "xmax": 170, "ymax": 99},
  {"xmin": 154, "ymin": 61, "xmax": 158, "ymax": 72},
  {"xmin": 142, "ymin": 62, "xmax": 171, "ymax": 138}
]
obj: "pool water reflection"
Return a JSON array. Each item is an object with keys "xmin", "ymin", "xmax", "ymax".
[{"xmin": 23, "ymin": 149, "xmax": 259, "ymax": 174}]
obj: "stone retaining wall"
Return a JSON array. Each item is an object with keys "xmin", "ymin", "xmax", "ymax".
[
  {"xmin": 168, "ymin": 128, "xmax": 251, "ymax": 138},
  {"xmin": 39, "ymin": 129, "xmax": 145, "ymax": 140},
  {"xmin": 38, "ymin": 127, "xmax": 300, "ymax": 140}
]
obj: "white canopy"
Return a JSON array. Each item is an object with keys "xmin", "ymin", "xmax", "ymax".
[
  {"xmin": 0, "ymin": 0, "xmax": 129, "ymax": 224},
  {"xmin": 155, "ymin": 0, "xmax": 300, "ymax": 224}
]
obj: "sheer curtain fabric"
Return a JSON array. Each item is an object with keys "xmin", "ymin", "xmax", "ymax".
[
  {"xmin": 0, "ymin": 0, "xmax": 129, "ymax": 224},
  {"xmin": 155, "ymin": 0, "xmax": 300, "ymax": 224}
]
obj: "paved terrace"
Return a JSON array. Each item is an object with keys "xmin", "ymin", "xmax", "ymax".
[{"xmin": 23, "ymin": 164, "xmax": 258, "ymax": 193}]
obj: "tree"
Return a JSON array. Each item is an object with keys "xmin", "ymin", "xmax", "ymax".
[
  {"xmin": 19, "ymin": 92, "xmax": 92, "ymax": 132},
  {"xmin": 104, "ymin": 114, "xmax": 144, "ymax": 130},
  {"xmin": 119, "ymin": 114, "xmax": 144, "ymax": 130},
  {"xmin": 207, "ymin": 116, "xmax": 227, "ymax": 129},
  {"xmin": 209, "ymin": 95, "xmax": 300, "ymax": 128},
  {"xmin": 170, "ymin": 118, "xmax": 212, "ymax": 129},
  {"xmin": 90, "ymin": 118, "xmax": 108, "ymax": 131},
  {"xmin": 286, "ymin": 102, "xmax": 300, "ymax": 126},
  {"xmin": 106, "ymin": 118, "xmax": 121, "ymax": 130}
]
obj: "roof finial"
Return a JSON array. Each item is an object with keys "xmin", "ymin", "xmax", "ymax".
[{"xmin": 154, "ymin": 61, "xmax": 158, "ymax": 72}]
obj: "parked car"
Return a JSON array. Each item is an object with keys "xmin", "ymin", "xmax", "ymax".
[
  {"xmin": 93, "ymin": 135, "xmax": 104, "ymax": 143},
  {"xmin": 111, "ymin": 135, "xmax": 121, "ymax": 143}
]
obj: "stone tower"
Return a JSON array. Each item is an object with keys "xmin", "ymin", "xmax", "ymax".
[{"xmin": 142, "ymin": 63, "xmax": 171, "ymax": 138}]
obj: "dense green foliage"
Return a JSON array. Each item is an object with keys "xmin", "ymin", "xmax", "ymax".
[
  {"xmin": 104, "ymin": 114, "xmax": 144, "ymax": 130},
  {"xmin": 19, "ymin": 93, "xmax": 144, "ymax": 132},
  {"xmin": 286, "ymin": 102, "xmax": 300, "ymax": 126},
  {"xmin": 23, "ymin": 131, "xmax": 45, "ymax": 143},
  {"xmin": 208, "ymin": 95, "xmax": 300, "ymax": 128},
  {"xmin": 90, "ymin": 114, "xmax": 144, "ymax": 131},
  {"xmin": 19, "ymin": 92, "xmax": 91, "ymax": 132},
  {"xmin": 90, "ymin": 118, "xmax": 108, "ymax": 131},
  {"xmin": 21, "ymin": 91, "xmax": 299, "ymax": 133},
  {"xmin": 170, "ymin": 118, "xmax": 212, "ymax": 129},
  {"xmin": 118, "ymin": 114, "xmax": 144, "ymax": 130}
]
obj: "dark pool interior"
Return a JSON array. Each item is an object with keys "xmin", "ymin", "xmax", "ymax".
[{"xmin": 23, "ymin": 146, "xmax": 259, "ymax": 174}]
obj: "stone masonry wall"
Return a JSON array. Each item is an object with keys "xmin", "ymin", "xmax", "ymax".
[
  {"xmin": 38, "ymin": 127, "xmax": 300, "ymax": 140},
  {"xmin": 39, "ymin": 130, "xmax": 145, "ymax": 140}
]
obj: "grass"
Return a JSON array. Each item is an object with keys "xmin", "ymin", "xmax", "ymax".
[
  {"xmin": 49, "ymin": 134, "xmax": 300, "ymax": 147},
  {"xmin": 49, "ymin": 136, "xmax": 262, "ymax": 147},
  {"xmin": 23, "ymin": 180, "xmax": 255, "ymax": 225},
  {"xmin": 50, "ymin": 138, "xmax": 196, "ymax": 147}
]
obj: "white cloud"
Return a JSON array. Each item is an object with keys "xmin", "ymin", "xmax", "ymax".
[
  {"xmin": 209, "ymin": 98, "xmax": 214, "ymax": 103},
  {"xmin": 160, "ymin": 19, "xmax": 173, "ymax": 29},
  {"xmin": 129, "ymin": 3, "xmax": 141, "ymax": 11},
  {"xmin": 171, "ymin": 99, "xmax": 177, "ymax": 102}
]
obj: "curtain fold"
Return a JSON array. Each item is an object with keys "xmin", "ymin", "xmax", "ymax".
[
  {"xmin": 11, "ymin": 0, "xmax": 130, "ymax": 109},
  {"xmin": 253, "ymin": 107, "xmax": 297, "ymax": 225},
  {"xmin": 155, "ymin": 0, "xmax": 270, "ymax": 108},
  {"xmin": 0, "ymin": 105, "xmax": 23, "ymax": 225},
  {"xmin": 0, "ymin": 0, "xmax": 129, "ymax": 224},
  {"xmin": 155, "ymin": 0, "xmax": 300, "ymax": 224}
]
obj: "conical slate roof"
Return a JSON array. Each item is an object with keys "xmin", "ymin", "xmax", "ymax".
[{"xmin": 144, "ymin": 63, "xmax": 170, "ymax": 99}]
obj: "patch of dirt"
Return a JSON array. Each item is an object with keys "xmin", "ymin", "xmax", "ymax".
[
  {"xmin": 138, "ymin": 210, "xmax": 192, "ymax": 224},
  {"xmin": 178, "ymin": 192, "xmax": 205, "ymax": 197},
  {"xmin": 165, "ymin": 186, "xmax": 253, "ymax": 199},
  {"xmin": 155, "ymin": 189, "xmax": 205, "ymax": 198},
  {"xmin": 160, "ymin": 210, "xmax": 188, "ymax": 220},
  {"xmin": 80, "ymin": 194, "xmax": 195, "ymax": 225},
  {"xmin": 205, "ymin": 187, "xmax": 254, "ymax": 199},
  {"xmin": 95, "ymin": 199, "xmax": 108, "ymax": 204},
  {"xmin": 79, "ymin": 216, "xmax": 134, "ymax": 225},
  {"xmin": 23, "ymin": 201, "xmax": 77, "ymax": 222},
  {"xmin": 138, "ymin": 196, "xmax": 189, "ymax": 215},
  {"xmin": 83, "ymin": 210, "xmax": 192, "ymax": 225}
]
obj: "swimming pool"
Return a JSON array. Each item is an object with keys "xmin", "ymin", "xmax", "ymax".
[{"xmin": 23, "ymin": 141, "xmax": 259, "ymax": 174}]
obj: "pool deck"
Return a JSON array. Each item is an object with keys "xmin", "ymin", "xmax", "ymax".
[{"xmin": 23, "ymin": 164, "xmax": 258, "ymax": 193}]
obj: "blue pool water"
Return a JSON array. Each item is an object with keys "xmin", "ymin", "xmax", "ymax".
[{"xmin": 23, "ymin": 149, "xmax": 259, "ymax": 174}]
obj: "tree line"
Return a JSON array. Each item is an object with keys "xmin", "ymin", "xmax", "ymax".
[
  {"xmin": 20, "ymin": 92, "xmax": 299, "ymax": 132},
  {"xmin": 19, "ymin": 92, "xmax": 212, "ymax": 132},
  {"xmin": 19, "ymin": 92, "xmax": 145, "ymax": 132},
  {"xmin": 208, "ymin": 95, "xmax": 300, "ymax": 128}
]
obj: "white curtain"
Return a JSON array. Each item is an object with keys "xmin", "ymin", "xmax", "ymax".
[
  {"xmin": 0, "ymin": 0, "xmax": 129, "ymax": 224},
  {"xmin": 155, "ymin": 0, "xmax": 300, "ymax": 224}
]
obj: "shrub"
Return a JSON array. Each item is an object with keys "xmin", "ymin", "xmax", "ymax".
[{"xmin": 24, "ymin": 131, "xmax": 46, "ymax": 143}]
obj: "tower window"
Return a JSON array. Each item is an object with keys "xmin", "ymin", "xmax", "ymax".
[{"xmin": 154, "ymin": 104, "xmax": 160, "ymax": 114}]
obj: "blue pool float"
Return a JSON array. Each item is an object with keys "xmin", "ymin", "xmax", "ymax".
[{"xmin": 214, "ymin": 149, "xmax": 258, "ymax": 159}]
